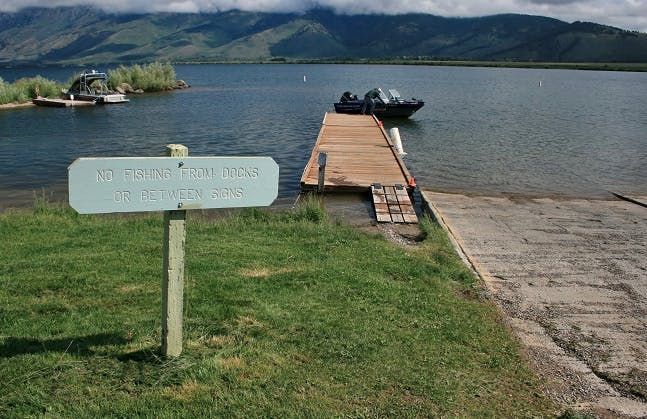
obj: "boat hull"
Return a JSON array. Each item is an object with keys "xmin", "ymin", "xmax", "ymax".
[
  {"xmin": 96, "ymin": 94, "xmax": 129, "ymax": 104},
  {"xmin": 334, "ymin": 100, "xmax": 424, "ymax": 118}
]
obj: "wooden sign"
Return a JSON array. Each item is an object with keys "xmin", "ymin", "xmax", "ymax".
[
  {"xmin": 68, "ymin": 156, "xmax": 279, "ymax": 214},
  {"xmin": 68, "ymin": 147, "xmax": 280, "ymax": 357}
]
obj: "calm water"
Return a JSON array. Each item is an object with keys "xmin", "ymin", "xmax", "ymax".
[{"xmin": 1, "ymin": 64, "xmax": 646, "ymax": 208}]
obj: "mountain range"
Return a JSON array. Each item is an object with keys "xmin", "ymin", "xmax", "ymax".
[{"xmin": 1, "ymin": 7, "xmax": 646, "ymax": 65}]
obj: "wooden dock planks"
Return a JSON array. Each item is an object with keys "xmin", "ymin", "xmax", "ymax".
[
  {"xmin": 32, "ymin": 97, "xmax": 95, "ymax": 107},
  {"xmin": 300, "ymin": 113, "xmax": 414, "ymax": 191},
  {"xmin": 372, "ymin": 184, "xmax": 418, "ymax": 224},
  {"xmin": 301, "ymin": 113, "xmax": 418, "ymax": 224}
]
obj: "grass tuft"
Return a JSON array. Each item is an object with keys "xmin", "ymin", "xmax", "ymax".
[{"xmin": 290, "ymin": 194, "xmax": 328, "ymax": 223}]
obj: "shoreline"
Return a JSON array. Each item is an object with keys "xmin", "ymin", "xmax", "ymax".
[
  {"xmin": 173, "ymin": 60, "xmax": 647, "ymax": 72},
  {"xmin": 3, "ymin": 61, "xmax": 647, "ymax": 75},
  {"xmin": 0, "ymin": 101, "xmax": 35, "ymax": 110},
  {"xmin": 1, "ymin": 185, "xmax": 635, "ymax": 213}
]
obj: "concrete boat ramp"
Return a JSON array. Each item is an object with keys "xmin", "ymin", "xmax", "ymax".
[{"xmin": 423, "ymin": 191, "xmax": 647, "ymax": 417}]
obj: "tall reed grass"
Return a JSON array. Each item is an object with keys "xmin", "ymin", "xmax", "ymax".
[
  {"xmin": 0, "ymin": 76, "xmax": 63, "ymax": 105},
  {"xmin": 107, "ymin": 62, "xmax": 176, "ymax": 91}
]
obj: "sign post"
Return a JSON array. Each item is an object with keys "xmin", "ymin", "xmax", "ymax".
[
  {"xmin": 162, "ymin": 144, "xmax": 187, "ymax": 357},
  {"xmin": 68, "ymin": 145, "xmax": 279, "ymax": 357},
  {"xmin": 317, "ymin": 152, "xmax": 327, "ymax": 194}
]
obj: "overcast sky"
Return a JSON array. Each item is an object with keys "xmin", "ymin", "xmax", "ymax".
[{"xmin": 1, "ymin": 0, "xmax": 645, "ymax": 32}]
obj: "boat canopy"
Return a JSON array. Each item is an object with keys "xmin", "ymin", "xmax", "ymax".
[{"xmin": 65, "ymin": 70, "xmax": 111, "ymax": 95}]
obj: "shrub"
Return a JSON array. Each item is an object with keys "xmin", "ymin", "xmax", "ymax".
[
  {"xmin": 107, "ymin": 62, "xmax": 176, "ymax": 91},
  {"xmin": 0, "ymin": 76, "xmax": 64, "ymax": 105}
]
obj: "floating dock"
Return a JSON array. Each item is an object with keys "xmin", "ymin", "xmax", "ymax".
[
  {"xmin": 32, "ymin": 97, "xmax": 95, "ymax": 107},
  {"xmin": 300, "ymin": 113, "xmax": 417, "ymax": 223}
]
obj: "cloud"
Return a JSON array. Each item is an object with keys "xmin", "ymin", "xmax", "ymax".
[
  {"xmin": 0, "ymin": 0, "xmax": 645, "ymax": 32},
  {"xmin": 528, "ymin": 0, "xmax": 584, "ymax": 4},
  {"xmin": 515, "ymin": 0, "xmax": 647, "ymax": 32}
]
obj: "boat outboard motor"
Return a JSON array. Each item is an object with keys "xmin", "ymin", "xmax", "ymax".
[{"xmin": 340, "ymin": 91, "xmax": 357, "ymax": 102}]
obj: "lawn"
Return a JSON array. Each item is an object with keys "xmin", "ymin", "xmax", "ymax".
[{"xmin": 0, "ymin": 202, "xmax": 558, "ymax": 417}]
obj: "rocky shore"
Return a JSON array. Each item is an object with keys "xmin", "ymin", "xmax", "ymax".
[{"xmin": 113, "ymin": 79, "xmax": 191, "ymax": 95}]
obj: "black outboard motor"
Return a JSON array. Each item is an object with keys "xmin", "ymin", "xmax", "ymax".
[{"xmin": 340, "ymin": 91, "xmax": 357, "ymax": 102}]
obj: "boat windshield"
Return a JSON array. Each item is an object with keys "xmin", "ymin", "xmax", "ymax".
[{"xmin": 388, "ymin": 89, "xmax": 402, "ymax": 100}]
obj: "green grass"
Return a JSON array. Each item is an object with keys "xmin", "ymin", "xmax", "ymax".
[{"xmin": 0, "ymin": 201, "xmax": 558, "ymax": 417}]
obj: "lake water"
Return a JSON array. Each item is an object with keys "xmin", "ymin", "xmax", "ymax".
[{"xmin": 1, "ymin": 64, "xmax": 646, "ymax": 209}]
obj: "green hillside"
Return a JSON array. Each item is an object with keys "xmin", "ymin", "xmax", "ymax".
[{"xmin": 1, "ymin": 7, "xmax": 646, "ymax": 65}]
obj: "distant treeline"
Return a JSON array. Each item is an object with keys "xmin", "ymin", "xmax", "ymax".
[
  {"xmin": 264, "ymin": 57, "xmax": 647, "ymax": 72},
  {"xmin": 0, "ymin": 62, "xmax": 177, "ymax": 106},
  {"xmin": 182, "ymin": 57, "xmax": 647, "ymax": 72}
]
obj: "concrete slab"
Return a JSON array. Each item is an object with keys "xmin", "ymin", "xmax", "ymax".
[{"xmin": 422, "ymin": 191, "xmax": 647, "ymax": 417}]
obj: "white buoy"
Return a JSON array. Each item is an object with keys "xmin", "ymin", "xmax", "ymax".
[
  {"xmin": 303, "ymin": 75, "xmax": 307, "ymax": 82},
  {"xmin": 389, "ymin": 127, "xmax": 406, "ymax": 155}
]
